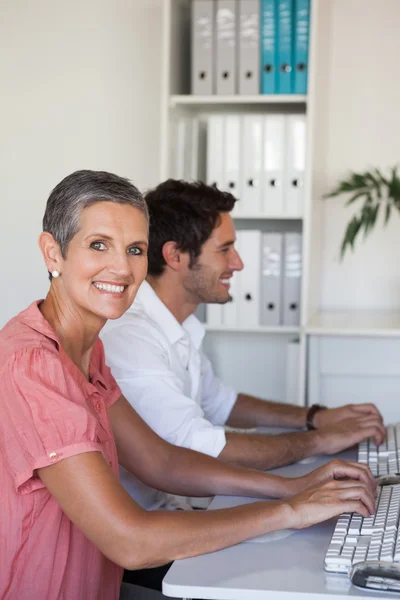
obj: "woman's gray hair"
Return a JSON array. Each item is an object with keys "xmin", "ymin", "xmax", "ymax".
[{"xmin": 43, "ymin": 170, "xmax": 149, "ymax": 257}]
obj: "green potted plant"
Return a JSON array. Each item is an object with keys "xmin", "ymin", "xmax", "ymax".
[{"xmin": 324, "ymin": 166, "xmax": 400, "ymax": 258}]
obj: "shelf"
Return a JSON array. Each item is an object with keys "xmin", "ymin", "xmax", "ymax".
[
  {"xmin": 205, "ymin": 325, "xmax": 300, "ymax": 334},
  {"xmin": 306, "ymin": 311, "xmax": 400, "ymax": 337},
  {"xmin": 233, "ymin": 214, "xmax": 303, "ymax": 220},
  {"xmin": 170, "ymin": 95, "xmax": 307, "ymax": 107}
]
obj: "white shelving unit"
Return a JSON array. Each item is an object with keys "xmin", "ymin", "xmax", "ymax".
[
  {"xmin": 205, "ymin": 325, "xmax": 300, "ymax": 334},
  {"xmin": 159, "ymin": 0, "xmax": 311, "ymax": 405},
  {"xmin": 170, "ymin": 95, "xmax": 307, "ymax": 106},
  {"xmin": 159, "ymin": 0, "xmax": 400, "ymax": 409}
]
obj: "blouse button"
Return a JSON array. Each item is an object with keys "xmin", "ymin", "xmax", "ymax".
[
  {"xmin": 95, "ymin": 402, "xmax": 102, "ymax": 411},
  {"xmin": 49, "ymin": 452, "xmax": 58, "ymax": 461}
]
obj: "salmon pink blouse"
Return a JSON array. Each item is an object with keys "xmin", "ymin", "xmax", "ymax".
[{"xmin": 0, "ymin": 301, "xmax": 123, "ymax": 599}]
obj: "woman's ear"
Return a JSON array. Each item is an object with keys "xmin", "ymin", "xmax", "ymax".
[{"xmin": 38, "ymin": 232, "xmax": 63, "ymax": 275}]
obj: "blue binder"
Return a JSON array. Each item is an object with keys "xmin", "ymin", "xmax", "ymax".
[
  {"xmin": 276, "ymin": 0, "xmax": 294, "ymax": 94},
  {"xmin": 260, "ymin": 0, "xmax": 276, "ymax": 94},
  {"xmin": 293, "ymin": 0, "xmax": 310, "ymax": 94}
]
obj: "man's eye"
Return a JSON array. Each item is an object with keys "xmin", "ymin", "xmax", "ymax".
[
  {"xmin": 128, "ymin": 246, "xmax": 142, "ymax": 256},
  {"xmin": 90, "ymin": 241, "xmax": 106, "ymax": 251}
]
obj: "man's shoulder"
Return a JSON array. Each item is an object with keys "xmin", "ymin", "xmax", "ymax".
[{"xmin": 101, "ymin": 306, "xmax": 169, "ymax": 351}]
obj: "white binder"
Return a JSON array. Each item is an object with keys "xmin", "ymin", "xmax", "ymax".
[
  {"xmin": 238, "ymin": 0, "xmax": 260, "ymax": 95},
  {"xmin": 215, "ymin": 0, "xmax": 237, "ymax": 95},
  {"xmin": 240, "ymin": 114, "xmax": 263, "ymax": 216},
  {"xmin": 236, "ymin": 230, "xmax": 261, "ymax": 328},
  {"xmin": 191, "ymin": 0, "xmax": 215, "ymax": 95},
  {"xmin": 206, "ymin": 304, "xmax": 223, "ymax": 327},
  {"xmin": 221, "ymin": 271, "xmax": 238, "ymax": 326},
  {"xmin": 260, "ymin": 233, "xmax": 283, "ymax": 326},
  {"xmin": 285, "ymin": 339, "xmax": 300, "ymax": 405},
  {"xmin": 282, "ymin": 233, "xmax": 302, "ymax": 326},
  {"xmin": 223, "ymin": 115, "xmax": 241, "ymax": 204},
  {"xmin": 261, "ymin": 114, "xmax": 285, "ymax": 216},
  {"xmin": 206, "ymin": 115, "xmax": 224, "ymax": 188},
  {"xmin": 285, "ymin": 114, "xmax": 306, "ymax": 216},
  {"xmin": 175, "ymin": 116, "xmax": 198, "ymax": 180}
]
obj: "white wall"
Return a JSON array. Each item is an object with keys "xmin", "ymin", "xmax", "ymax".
[
  {"xmin": 318, "ymin": 0, "xmax": 400, "ymax": 311},
  {"xmin": 2, "ymin": 0, "xmax": 400, "ymax": 328},
  {"xmin": 0, "ymin": 0, "xmax": 163, "ymax": 327}
]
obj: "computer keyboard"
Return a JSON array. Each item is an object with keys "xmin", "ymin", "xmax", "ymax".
[
  {"xmin": 358, "ymin": 424, "xmax": 400, "ymax": 476},
  {"xmin": 323, "ymin": 426, "xmax": 400, "ymax": 590},
  {"xmin": 324, "ymin": 483, "xmax": 400, "ymax": 573}
]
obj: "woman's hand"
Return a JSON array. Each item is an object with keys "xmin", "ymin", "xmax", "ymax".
[
  {"xmin": 284, "ymin": 475, "xmax": 377, "ymax": 529},
  {"xmin": 289, "ymin": 458, "xmax": 376, "ymax": 495}
]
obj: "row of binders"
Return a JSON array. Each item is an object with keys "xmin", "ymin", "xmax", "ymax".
[
  {"xmin": 207, "ymin": 113, "xmax": 306, "ymax": 217},
  {"xmin": 191, "ymin": 0, "xmax": 310, "ymax": 96},
  {"xmin": 206, "ymin": 229, "xmax": 302, "ymax": 328}
]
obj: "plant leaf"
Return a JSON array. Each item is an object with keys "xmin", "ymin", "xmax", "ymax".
[
  {"xmin": 340, "ymin": 215, "xmax": 362, "ymax": 258},
  {"xmin": 345, "ymin": 190, "xmax": 370, "ymax": 206},
  {"xmin": 384, "ymin": 202, "xmax": 391, "ymax": 225}
]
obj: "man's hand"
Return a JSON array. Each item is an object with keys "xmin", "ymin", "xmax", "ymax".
[
  {"xmin": 290, "ymin": 458, "xmax": 377, "ymax": 495},
  {"xmin": 315, "ymin": 415, "xmax": 385, "ymax": 454},
  {"xmin": 314, "ymin": 403, "xmax": 384, "ymax": 429}
]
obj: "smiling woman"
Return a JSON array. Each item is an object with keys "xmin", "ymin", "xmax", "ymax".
[{"xmin": 0, "ymin": 170, "xmax": 379, "ymax": 600}]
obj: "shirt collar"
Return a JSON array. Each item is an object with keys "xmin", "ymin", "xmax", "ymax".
[
  {"xmin": 19, "ymin": 301, "xmax": 109, "ymax": 390},
  {"xmin": 130, "ymin": 281, "xmax": 205, "ymax": 349}
]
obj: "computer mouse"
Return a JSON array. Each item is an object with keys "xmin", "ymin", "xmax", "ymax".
[
  {"xmin": 375, "ymin": 474, "xmax": 400, "ymax": 486},
  {"xmin": 350, "ymin": 561, "xmax": 400, "ymax": 592}
]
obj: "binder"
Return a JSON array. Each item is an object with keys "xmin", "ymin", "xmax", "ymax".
[
  {"xmin": 189, "ymin": 117, "xmax": 200, "ymax": 180},
  {"xmin": 285, "ymin": 338, "xmax": 300, "ymax": 404},
  {"xmin": 260, "ymin": 233, "xmax": 283, "ymax": 326},
  {"xmin": 206, "ymin": 115, "xmax": 225, "ymax": 189},
  {"xmin": 221, "ymin": 271, "xmax": 238, "ymax": 326},
  {"xmin": 223, "ymin": 115, "xmax": 241, "ymax": 206},
  {"xmin": 174, "ymin": 116, "xmax": 187, "ymax": 180},
  {"xmin": 282, "ymin": 232, "xmax": 302, "ymax": 326},
  {"xmin": 293, "ymin": 0, "xmax": 310, "ymax": 94},
  {"xmin": 206, "ymin": 304, "xmax": 223, "ymax": 327},
  {"xmin": 238, "ymin": 0, "xmax": 260, "ymax": 95},
  {"xmin": 175, "ymin": 116, "xmax": 198, "ymax": 180},
  {"xmin": 276, "ymin": 0, "xmax": 294, "ymax": 94},
  {"xmin": 285, "ymin": 114, "xmax": 306, "ymax": 216},
  {"xmin": 215, "ymin": 0, "xmax": 237, "ymax": 95},
  {"xmin": 191, "ymin": 0, "xmax": 215, "ymax": 95},
  {"xmin": 240, "ymin": 114, "xmax": 263, "ymax": 215},
  {"xmin": 236, "ymin": 230, "xmax": 261, "ymax": 328},
  {"xmin": 195, "ymin": 303, "xmax": 206, "ymax": 323},
  {"xmin": 261, "ymin": 114, "xmax": 285, "ymax": 216},
  {"xmin": 260, "ymin": 0, "xmax": 276, "ymax": 94}
]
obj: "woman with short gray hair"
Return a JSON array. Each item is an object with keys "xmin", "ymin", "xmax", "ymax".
[{"xmin": 0, "ymin": 170, "xmax": 376, "ymax": 600}]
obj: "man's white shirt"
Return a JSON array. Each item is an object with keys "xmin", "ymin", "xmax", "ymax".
[{"xmin": 101, "ymin": 280, "xmax": 237, "ymax": 511}]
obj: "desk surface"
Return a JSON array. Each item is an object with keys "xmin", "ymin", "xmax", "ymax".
[{"xmin": 163, "ymin": 449, "xmax": 388, "ymax": 600}]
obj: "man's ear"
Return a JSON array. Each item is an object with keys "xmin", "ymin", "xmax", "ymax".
[
  {"xmin": 162, "ymin": 241, "xmax": 190, "ymax": 272},
  {"xmin": 38, "ymin": 232, "xmax": 63, "ymax": 274}
]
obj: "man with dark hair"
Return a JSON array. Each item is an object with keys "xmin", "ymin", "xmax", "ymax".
[{"xmin": 102, "ymin": 179, "xmax": 384, "ymax": 512}]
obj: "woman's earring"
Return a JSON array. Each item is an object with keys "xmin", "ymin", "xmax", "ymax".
[{"xmin": 51, "ymin": 270, "xmax": 61, "ymax": 278}]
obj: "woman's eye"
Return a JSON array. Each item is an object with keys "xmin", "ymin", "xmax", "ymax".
[
  {"xmin": 90, "ymin": 241, "xmax": 106, "ymax": 251},
  {"xmin": 128, "ymin": 246, "xmax": 142, "ymax": 256}
]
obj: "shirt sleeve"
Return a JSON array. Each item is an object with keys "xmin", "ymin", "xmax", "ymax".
[
  {"xmin": 103, "ymin": 323, "xmax": 227, "ymax": 458},
  {"xmin": 0, "ymin": 347, "xmax": 109, "ymax": 494},
  {"xmin": 200, "ymin": 351, "xmax": 238, "ymax": 426}
]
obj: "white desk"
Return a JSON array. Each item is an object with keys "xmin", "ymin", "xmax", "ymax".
[{"xmin": 163, "ymin": 449, "xmax": 390, "ymax": 600}]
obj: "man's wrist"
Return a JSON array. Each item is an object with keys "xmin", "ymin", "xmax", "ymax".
[{"xmin": 306, "ymin": 404, "xmax": 327, "ymax": 430}]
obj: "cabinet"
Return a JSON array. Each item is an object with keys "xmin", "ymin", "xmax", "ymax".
[{"xmin": 159, "ymin": 0, "xmax": 400, "ymax": 408}]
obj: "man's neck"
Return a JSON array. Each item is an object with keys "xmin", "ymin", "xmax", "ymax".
[{"xmin": 146, "ymin": 275, "xmax": 198, "ymax": 324}]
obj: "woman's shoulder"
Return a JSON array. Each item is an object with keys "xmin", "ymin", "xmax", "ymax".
[{"xmin": 0, "ymin": 301, "xmax": 59, "ymax": 365}]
